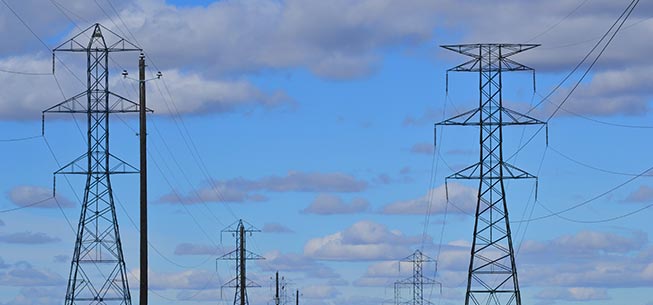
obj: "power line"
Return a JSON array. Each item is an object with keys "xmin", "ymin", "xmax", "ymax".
[
  {"xmin": 505, "ymin": 0, "xmax": 640, "ymax": 164},
  {"xmin": 0, "ymin": 135, "xmax": 41, "ymax": 142},
  {"xmin": 0, "ymin": 196, "xmax": 54, "ymax": 213},
  {"xmin": 535, "ymin": 199, "xmax": 653, "ymax": 224},
  {"xmin": 549, "ymin": 145, "xmax": 653, "ymax": 177},
  {"xmin": 513, "ymin": 163, "xmax": 653, "ymax": 223},
  {"xmin": 525, "ymin": 0, "xmax": 590, "ymax": 43},
  {"xmin": 0, "ymin": 0, "xmax": 51, "ymax": 51}
]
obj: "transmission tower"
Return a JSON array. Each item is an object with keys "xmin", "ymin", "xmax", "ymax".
[
  {"xmin": 394, "ymin": 250, "xmax": 440, "ymax": 305},
  {"xmin": 273, "ymin": 271, "xmax": 290, "ymax": 305},
  {"xmin": 219, "ymin": 220, "xmax": 265, "ymax": 305},
  {"xmin": 436, "ymin": 44, "xmax": 545, "ymax": 305},
  {"xmin": 42, "ymin": 23, "xmax": 144, "ymax": 305}
]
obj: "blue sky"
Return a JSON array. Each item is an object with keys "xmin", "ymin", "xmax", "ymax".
[{"xmin": 0, "ymin": 1, "xmax": 652, "ymax": 305}]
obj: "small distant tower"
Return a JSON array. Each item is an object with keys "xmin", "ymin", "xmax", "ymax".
[
  {"xmin": 219, "ymin": 220, "xmax": 265, "ymax": 305},
  {"xmin": 394, "ymin": 250, "xmax": 440, "ymax": 305}
]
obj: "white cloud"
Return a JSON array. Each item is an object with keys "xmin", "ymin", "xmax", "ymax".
[
  {"xmin": 382, "ymin": 183, "xmax": 476, "ymax": 215},
  {"xmin": 0, "ymin": 287, "xmax": 63, "ymax": 305},
  {"xmin": 145, "ymin": 270, "xmax": 219, "ymax": 290},
  {"xmin": 302, "ymin": 194, "xmax": 369, "ymax": 215},
  {"xmin": 304, "ymin": 220, "xmax": 425, "ymax": 261},
  {"xmin": 159, "ymin": 171, "xmax": 368, "ymax": 204},
  {"xmin": 301, "ymin": 284, "xmax": 340, "ymax": 299},
  {"xmin": 262, "ymin": 222, "xmax": 294, "ymax": 233},
  {"xmin": 536, "ymin": 287, "xmax": 610, "ymax": 302},
  {"xmin": 623, "ymin": 185, "xmax": 653, "ymax": 203},
  {"xmin": 518, "ymin": 231, "xmax": 653, "ymax": 288},
  {"xmin": 0, "ymin": 232, "xmax": 60, "ymax": 244},
  {"xmin": 260, "ymin": 250, "xmax": 339, "ymax": 279},
  {"xmin": 7, "ymin": 185, "xmax": 74, "ymax": 209},
  {"xmin": 121, "ymin": 0, "xmax": 441, "ymax": 79},
  {"xmin": 0, "ymin": 261, "xmax": 64, "ymax": 287},
  {"xmin": 149, "ymin": 69, "xmax": 294, "ymax": 115},
  {"xmin": 173, "ymin": 243, "xmax": 225, "ymax": 256},
  {"xmin": 410, "ymin": 142, "xmax": 435, "ymax": 155}
]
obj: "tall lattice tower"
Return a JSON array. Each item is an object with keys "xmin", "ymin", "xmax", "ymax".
[
  {"xmin": 220, "ymin": 220, "xmax": 265, "ymax": 305},
  {"xmin": 394, "ymin": 250, "xmax": 440, "ymax": 305},
  {"xmin": 43, "ymin": 23, "xmax": 143, "ymax": 305},
  {"xmin": 436, "ymin": 44, "xmax": 545, "ymax": 305}
]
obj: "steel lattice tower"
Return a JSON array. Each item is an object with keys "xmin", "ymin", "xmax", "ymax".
[
  {"xmin": 43, "ymin": 23, "xmax": 144, "ymax": 305},
  {"xmin": 220, "ymin": 220, "xmax": 265, "ymax": 305},
  {"xmin": 394, "ymin": 250, "xmax": 440, "ymax": 305},
  {"xmin": 436, "ymin": 44, "xmax": 545, "ymax": 305}
]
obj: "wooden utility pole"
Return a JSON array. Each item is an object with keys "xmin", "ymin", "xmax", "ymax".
[{"xmin": 139, "ymin": 52, "xmax": 148, "ymax": 305}]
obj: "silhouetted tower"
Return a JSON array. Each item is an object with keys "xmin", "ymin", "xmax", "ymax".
[
  {"xmin": 220, "ymin": 220, "xmax": 264, "ymax": 305},
  {"xmin": 273, "ymin": 271, "xmax": 289, "ymax": 305},
  {"xmin": 394, "ymin": 250, "xmax": 440, "ymax": 305},
  {"xmin": 436, "ymin": 44, "xmax": 545, "ymax": 305},
  {"xmin": 43, "ymin": 24, "xmax": 145, "ymax": 305}
]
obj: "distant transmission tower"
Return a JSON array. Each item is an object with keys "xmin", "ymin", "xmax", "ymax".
[
  {"xmin": 436, "ymin": 44, "xmax": 545, "ymax": 305},
  {"xmin": 42, "ymin": 23, "xmax": 144, "ymax": 305},
  {"xmin": 220, "ymin": 220, "xmax": 265, "ymax": 305},
  {"xmin": 394, "ymin": 250, "xmax": 440, "ymax": 305}
]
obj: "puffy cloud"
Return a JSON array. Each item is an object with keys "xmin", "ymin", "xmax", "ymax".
[
  {"xmin": 301, "ymin": 284, "xmax": 340, "ymax": 299},
  {"xmin": 0, "ymin": 287, "xmax": 63, "ymax": 305},
  {"xmin": 381, "ymin": 183, "xmax": 476, "ymax": 215},
  {"xmin": 159, "ymin": 171, "xmax": 367, "ymax": 204},
  {"xmin": 409, "ymin": 142, "xmax": 435, "ymax": 155},
  {"xmin": 535, "ymin": 287, "xmax": 610, "ymax": 302},
  {"xmin": 540, "ymin": 67, "xmax": 653, "ymax": 117},
  {"xmin": 121, "ymin": 0, "xmax": 441, "ymax": 79},
  {"xmin": 7, "ymin": 185, "xmax": 74, "ymax": 209},
  {"xmin": 353, "ymin": 260, "xmax": 417, "ymax": 287},
  {"xmin": 518, "ymin": 231, "xmax": 653, "ymax": 288},
  {"xmin": 144, "ymin": 269, "xmax": 217, "ymax": 291},
  {"xmin": 148, "ymin": 69, "xmax": 294, "ymax": 115},
  {"xmin": 0, "ymin": 261, "xmax": 64, "ymax": 287},
  {"xmin": 304, "ymin": 220, "xmax": 425, "ymax": 261},
  {"xmin": 302, "ymin": 194, "xmax": 369, "ymax": 215},
  {"xmin": 260, "ymin": 250, "xmax": 339, "ymax": 279},
  {"xmin": 0, "ymin": 232, "xmax": 60, "ymax": 244},
  {"xmin": 262, "ymin": 222, "xmax": 294, "ymax": 233},
  {"xmin": 520, "ymin": 230, "xmax": 647, "ymax": 259},
  {"xmin": 623, "ymin": 185, "xmax": 653, "ymax": 203},
  {"xmin": 173, "ymin": 243, "xmax": 225, "ymax": 256}
]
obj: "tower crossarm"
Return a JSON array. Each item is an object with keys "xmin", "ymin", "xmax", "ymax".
[
  {"xmin": 53, "ymin": 152, "xmax": 139, "ymax": 175},
  {"xmin": 53, "ymin": 23, "xmax": 141, "ymax": 53}
]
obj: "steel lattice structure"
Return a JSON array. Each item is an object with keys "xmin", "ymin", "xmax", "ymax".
[
  {"xmin": 219, "ymin": 220, "xmax": 265, "ymax": 305},
  {"xmin": 394, "ymin": 250, "xmax": 440, "ymax": 305},
  {"xmin": 43, "ymin": 23, "xmax": 145, "ymax": 305},
  {"xmin": 436, "ymin": 44, "xmax": 545, "ymax": 305}
]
